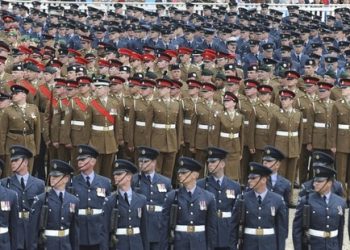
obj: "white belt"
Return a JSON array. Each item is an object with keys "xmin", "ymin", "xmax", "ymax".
[
  {"xmin": 256, "ymin": 124, "xmax": 269, "ymax": 129},
  {"xmin": 175, "ymin": 225, "xmax": 205, "ymax": 232},
  {"xmin": 18, "ymin": 211, "xmax": 29, "ymax": 219},
  {"xmin": 60, "ymin": 120, "xmax": 65, "ymax": 125},
  {"xmin": 302, "ymin": 118, "xmax": 308, "ymax": 123},
  {"xmin": 146, "ymin": 205, "xmax": 163, "ymax": 212},
  {"xmin": 198, "ymin": 124, "xmax": 215, "ymax": 130},
  {"xmin": 0, "ymin": 227, "xmax": 8, "ymax": 234},
  {"xmin": 183, "ymin": 119, "xmax": 191, "ymax": 125},
  {"xmin": 152, "ymin": 123, "xmax": 176, "ymax": 129},
  {"xmin": 124, "ymin": 116, "xmax": 129, "ymax": 122},
  {"xmin": 71, "ymin": 120, "xmax": 85, "ymax": 126},
  {"xmin": 116, "ymin": 227, "xmax": 140, "ymax": 235},
  {"xmin": 314, "ymin": 122, "xmax": 327, "ymax": 128},
  {"xmin": 220, "ymin": 132, "xmax": 239, "ymax": 139},
  {"xmin": 244, "ymin": 228, "xmax": 275, "ymax": 236},
  {"xmin": 308, "ymin": 229, "xmax": 338, "ymax": 238},
  {"xmin": 92, "ymin": 125, "xmax": 114, "ymax": 131},
  {"xmin": 217, "ymin": 211, "xmax": 232, "ymax": 218},
  {"xmin": 44, "ymin": 229, "xmax": 69, "ymax": 237},
  {"xmin": 338, "ymin": 124, "xmax": 349, "ymax": 130},
  {"xmin": 136, "ymin": 121, "xmax": 146, "ymax": 127},
  {"xmin": 78, "ymin": 208, "xmax": 103, "ymax": 215},
  {"xmin": 276, "ymin": 131, "xmax": 298, "ymax": 137},
  {"xmin": 244, "ymin": 120, "xmax": 249, "ymax": 125}
]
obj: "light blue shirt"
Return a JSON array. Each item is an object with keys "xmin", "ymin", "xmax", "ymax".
[
  {"xmin": 255, "ymin": 188, "xmax": 268, "ymax": 201},
  {"xmin": 323, "ymin": 192, "xmax": 331, "ymax": 204},
  {"xmin": 145, "ymin": 171, "xmax": 155, "ymax": 182},
  {"xmin": 53, "ymin": 189, "xmax": 65, "ymax": 199},
  {"xmin": 119, "ymin": 189, "xmax": 132, "ymax": 204},
  {"xmin": 16, "ymin": 173, "xmax": 29, "ymax": 186},
  {"xmin": 214, "ymin": 176, "xmax": 224, "ymax": 186},
  {"xmin": 82, "ymin": 171, "xmax": 95, "ymax": 183},
  {"xmin": 186, "ymin": 185, "xmax": 196, "ymax": 195},
  {"xmin": 271, "ymin": 173, "xmax": 278, "ymax": 187}
]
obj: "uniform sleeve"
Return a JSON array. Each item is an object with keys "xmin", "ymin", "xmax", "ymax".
[
  {"xmin": 190, "ymin": 107, "xmax": 198, "ymax": 149},
  {"xmin": 127, "ymin": 102, "xmax": 135, "ymax": 148},
  {"xmin": 62, "ymin": 104, "xmax": 73, "ymax": 145},
  {"xmin": 100, "ymin": 197, "xmax": 114, "ymax": 250},
  {"xmin": 338, "ymin": 201, "xmax": 345, "ymax": 249},
  {"xmin": 276, "ymin": 198, "xmax": 288, "ymax": 250},
  {"xmin": 231, "ymin": 197, "xmax": 240, "ymax": 250},
  {"xmin": 28, "ymin": 197, "xmax": 43, "ymax": 250},
  {"xmin": 292, "ymin": 198, "xmax": 305, "ymax": 250},
  {"xmin": 206, "ymin": 194, "xmax": 217, "ymax": 249},
  {"xmin": 0, "ymin": 108, "xmax": 9, "ymax": 155},
  {"xmin": 330, "ymin": 104, "xmax": 338, "ymax": 149},
  {"xmin": 159, "ymin": 193, "xmax": 172, "ymax": 250},
  {"xmin": 176, "ymin": 102, "xmax": 184, "ymax": 149},
  {"xmin": 298, "ymin": 112, "xmax": 304, "ymax": 154},
  {"xmin": 10, "ymin": 193, "xmax": 18, "ymax": 250},
  {"xmin": 141, "ymin": 203, "xmax": 150, "ymax": 250},
  {"xmin": 70, "ymin": 199, "xmax": 80, "ymax": 250}
]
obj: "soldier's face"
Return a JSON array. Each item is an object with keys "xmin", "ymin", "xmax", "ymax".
[
  {"xmin": 10, "ymin": 157, "xmax": 27, "ymax": 172},
  {"xmin": 207, "ymin": 159, "xmax": 224, "ymax": 174},
  {"xmin": 0, "ymin": 99, "xmax": 10, "ymax": 109},
  {"xmin": 313, "ymin": 178, "xmax": 331, "ymax": 194},
  {"xmin": 258, "ymin": 92, "xmax": 271, "ymax": 102},
  {"xmin": 50, "ymin": 175, "xmax": 69, "ymax": 189},
  {"xmin": 11, "ymin": 92, "xmax": 25, "ymax": 103},
  {"xmin": 188, "ymin": 87, "xmax": 199, "ymax": 96},
  {"xmin": 138, "ymin": 159, "xmax": 156, "ymax": 173},
  {"xmin": 280, "ymin": 97, "xmax": 293, "ymax": 109},
  {"xmin": 262, "ymin": 160, "xmax": 279, "ymax": 172},
  {"xmin": 318, "ymin": 89, "xmax": 330, "ymax": 100},
  {"xmin": 77, "ymin": 157, "xmax": 96, "ymax": 172},
  {"xmin": 223, "ymin": 99, "xmax": 236, "ymax": 109},
  {"xmin": 177, "ymin": 171, "xmax": 198, "ymax": 185},
  {"xmin": 114, "ymin": 172, "xmax": 131, "ymax": 186}
]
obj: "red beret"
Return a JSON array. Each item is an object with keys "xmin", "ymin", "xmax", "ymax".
[
  {"xmin": 143, "ymin": 54, "xmax": 156, "ymax": 62},
  {"xmin": 202, "ymin": 82, "xmax": 217, "ymax": 91},
  {"xmin": 110, "ymin": 76, "xmax": 125, "ymax": 85},
  {"xmin": 98, "ymin": 59, "xmax": 110, "ymax": 67},
  {"xmin": 18, "ymin": 45, "xmax": 32, "ymax": 55},
  {"xmin": 178, "ymin": 47, "xmax": 193, "ymax": 55},
  {"xmin": 54, "ymin": 78, "xmax": 66, "ymax": 87},
  {"xmin": 202, "ymin": 52, "xmax": 216, "ymax": 61},
  {"xmin": 158, "ymin": 53, "xmax": 172, "ymax": 62},
  {"xmin": 77, "ymin": 76, "xmax": 92, "ymax": 85},
  {"xmin": 279, "ymin": 89, "xmax": 296, "ymax": 98},
  {"xmin": 172, "ymin": 80, "xmax": 183, "ymax": 89},
  {"xmin": 226, "ymin": 75, "xmax": 241, "ymax": 84},
  {"xmin": 156, "ymin": 78, "xmax": 172, "ymax": 88},
  {"xmin": 118, "ymin": 48, "xmax": 133, "ymax": 56},
  {"xmin": 109, "ymin": 59, "xmax": 122, "ymax": 68},
  {"xmin": 141, "ymin": 79, "xmax": 156, "ymax": 88},
  {"xmin": 223, "ymin": 91, "xmax": 238, "ymax": 102},
  {"xmin": 130, "ymin": 52, "xmax": 143, "ymax": 61},
  {"xmin": 285, "ymin": 70, "xmax": 300, "ymax": 79},
  {"xmin": 257, "ymin": 84, "xmax": 273, "ymax": 93},
  {"xmin": 165, "ymin": 50, "xmax": 178, "ymax": 58},
  {"xmin": 303, "ymin": 76, "xmax": 319, "ymax": 85},
  {"xmin": 340, "ymin": 78, "xmax": 350, "ymax": 88},
  {"xmin": 128, "ymin": 77, "xmax": 142, "ymax": 86},
  {"xmin": 317, "ymin": 81, "xmax": 333, "ymax": 90},
  {"xmin": 75, "ymin": 56, "xmax": 89, "ymax": 65},
  {"xmin": 244, "ymin": 79, "xmax": 260, "ymax": 88},
  {"xmin": 187, "ymin": 79, "xmax": 202, "ymax": 88},
  {"xmin": 66, "ymin": 80, "xmax": 78, "ymax": 88},
  {"xmin": 68, "ymin": 48, "xmax": 82, "ymax": 57}
]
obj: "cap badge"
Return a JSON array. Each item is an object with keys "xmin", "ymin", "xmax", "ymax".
[
  {"xmin": 266, "ymin": 149, "xmax": 271, "ymax": 155},
  {"xmin": 180, "ymin": 160, "xmax": 184, "ymax": 166},
  {"xmin": 208, "ymin": 150, "xmax": 212, "ymax": 155},
  {"xmin": 316, "ymin": 154, "xmax": 320, "ymax": 160},
  {"xmin": 79, "ymin": 148, "xmax": 83, "ymax": 153},
  {"xmin": 53, "ymin": 163, "xmax": 57, "ymax": 169},
  {"xmin": 141, "ymin": 149, "xmax": 146, "ymax": 155},
  {"xmin": 11, "ymin": 149, "xmax": 15, "ymax": 154},
  {"xmin": 250, "ymin": 166, "xmax": 254, "ymax": 171},
  {"xmin": 115, "ymin": 163, "xmax": 119, "ymax": 167},
  {"xmin": 316, "ymin": 168, "xmax": 320, "ymax": 174}
]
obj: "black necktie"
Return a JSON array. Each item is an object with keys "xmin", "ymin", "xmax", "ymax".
[
  {"xmin": 20, "ymin": 177, "xmax": 25, "ymax": 190},
  {"xmin": 59, "ymin": 192, "xmax": 63, "ymax": 203},
  {"xmin": 147, "ymin": 175, "xmax": 151, "ymax": 183},
  {"xmin": 257, "ymin": 195, "xmax": 262, "ymax": 205},
  {"xmin": 124, "ymin": 192, "xmax": 130, "ymax": 206},
  {"xmin": 323, "ymin": 195, "xmax": 327, "ymax": 204},
  {"xmin": 86, "ymin": 176, "xmax": 91, "ymax": 187},
  {"xmin": 217, "ymin": 180, "xmax": 221, "ymax": 186},
  {"xmin": 188, "ymin": 191, "xmax": 192, "ymax": 198}
]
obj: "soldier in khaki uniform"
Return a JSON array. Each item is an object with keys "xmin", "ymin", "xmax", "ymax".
[
  {"xmin": 312, "ymin": 82, "xmax": 334, "ymax": 156},
  {"xmin": 63, "ymin": 76, "xmax": 93, "ymax": 171},
  {"xmin": 192, "ymin": 82, "xmax": 223, "ymax": 176},
  {"xmin": 253, "ymin": 85, "xmax": 280, "ymax": 163},
  {"xmin": 270, "ymin": 90, "xmax": 303, "ymax": 190},
  {"xmin": 180, "ymin": 79, "xmax": 202, "ymax": 158},
  {"xmin": 89, "ymin": 79, "xmax": 123, "ymax": 179},
  {"xmin": 150, "ymin": 78, "xmax": 183, "ymax": 178},
  {"xmin": 330, "ymin": 78, "xmax": 350, "ymax": 197},
  {"xmin": 0, "ymin": 85, "xmax": 41, "ymax": 176},
  {"xmin": 131, "ymin": 79, "xmax": 155, "ymax": 159},
  {"xmin": 217, "ymin": 92, "xmax": 244, "ymax": 180},
  {"xmin": 296, "ymin": 76, "xmax": 317, "ymax": 185},
  {"xmin": 0, "ymin": 56, "xmax": 13, "ymax": 85}
]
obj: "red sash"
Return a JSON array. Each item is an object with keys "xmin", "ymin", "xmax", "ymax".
[
  {"xmin": 61, "ymin": 98, "xmax": 70, "ymax": 107},
  {"xmin": 39, "ymin": 84, "xmax": 52, "ymax": 99},
  {"xmin": 19, "ymin": 80, "xmax": 37, "ymax": 96},
  {"xmin": 73, "ymin": 97, "xmax": 87, "ymax": 112},
  {"xmin": 91, "ymin": 99, "xmax": 115, "ymax": 124}
]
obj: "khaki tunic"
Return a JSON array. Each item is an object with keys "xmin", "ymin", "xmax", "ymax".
[{"xmin": 312, "ymin": 99, "xmax": 334, "ymax": 150}]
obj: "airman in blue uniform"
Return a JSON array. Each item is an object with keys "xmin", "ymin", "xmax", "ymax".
[
  {"xmin": 71, "ymin": 144, "xmax": 112, "ymax": 250},
  {"xmin": 232, "ymin": 162, "xmax": 288, "ymax": 250},
  {"xmin": 262, "ymin": 145, "xmax": 292, "ymax": 207},
  {"xmin": 132, "ymin": 146, "xmax": 172, "ymax": 250},
  {"xmin": 0, "ymin": 158, "xmax": 18, "ymax": 250},
  {"xmin": 0, "ymin": 145, "xmax": 45, "ymax": 250},
  {"xmin": 101, "ymin": 159, "xmax": 149, "ymax": 250},
  {"xmin": 28, "ymin": 160, "xmax": 79, "ymax": 250},
  {"xmin": 197, "ymin": 147, "xmax": 240, "ymax": 250},
  {"xmin": 293, "ymin": 151, "xmax": 346, "ymax": 250},
  {"xmin": 160, "ymin": 157, "xmax": 217, "ymax": 250}
]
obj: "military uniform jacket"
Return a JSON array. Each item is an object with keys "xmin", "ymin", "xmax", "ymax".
[
  {"xmin": 0, "ymin": 104, "xmax": 41, "ymax": 156},
  {"xmin": 254, "ymin": 102, "xmax": 279, "ymax": 150},
  {"xmin": 181, "ymin": 97, "xmax": 199, "ymax": 146},
  {"xmin": 0, "ymin": 185, "xmax": 18, "ymax": 250},
  {"xmin": 63, "ymin": 96, "xmax": 92, "ymax": 146},
  {"xmin": 101, "ymin": 191, "xmax": 149, "ymax": 250},
  {"xmin": 72, "ymin": 174, "xmax": 112, "ymax": 246},
  {"xmin": 43, "ymin": 97, "xmax": 59, "ymax": 144},
  {"xmin": 237, "ymin": 96, "xmax": 255, "ymax": 149},
  {"xmin": 192, "ymin": 100, "xmax": 223, "ymax": 150},
  {"xmin": 293, "ymin": 192, "xmax": 346, "ymax": 250},
  {"xmin": 150, "ymin": 99, "xmax": 183, "ymax": 153},
  {"xmin": 312, "ymin": 99, "xmax": 334, "ymax": 150},
  {"xmin": 232, "ymin": 190, "xmax": 288, "ymax": 250},
  {"xmin": 197, "ymin": 176, "xmax": 240, "ymax": 248},
  {"xmin": 295, "ymin": 94, "xmax": 314, "ymax": 144},
  {"xmin": 132, "ymin": 97, "xmax": 153, "ymax": 148},
  {"xmin": 132, "ymin": 173, "xmax": 172, "ymax": 243},
  {"xmin": 267, "ymin": 175, "xmax": 291, "ymax": 206},
  {"xmin": 0, "ymin": 175, "xmax": 45, "ymax": 249},
  {"xmin": 28, "ymin": 189, "xmax": 80, "ymax": 250},
  {"xmin": 217, "ymin": 110, "xmax": 244, "ymax": 154},
  {"xmin": 89, "ymin": 97, "xmax": 123, "ymax": 154},
  {"xmin": 160, "ymin": 186, "xmax": 217, "ymax": 250},
  {"xmin": 330, "ymin": 98, "xmax": 350, "ymax": 153},
  {"xmin": 270, "ymin": 109, "xmax": 303, "ymax": 158},
  {"xmin": 299, "ymin": 180, "xmax": 344, "ymax": 198},
  {"xmin": 121, "ymin": 95, "xmax": 136, "ymax": 145}
]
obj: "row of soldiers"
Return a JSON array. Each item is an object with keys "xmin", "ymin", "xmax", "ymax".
[{"xmin": 0, "ymin": 142, "xmax": 347, "ymax": 250}]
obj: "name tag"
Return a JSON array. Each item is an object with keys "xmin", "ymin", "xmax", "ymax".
[
  {"xmin": 96, "ymin": 188, "xmax": 106, "ymax": 197},
  {"xmin": 157, "ymin": 184, "xmax": 167, "ymax": 192},
  {"xmin": 0, "ymin": 201, "xmax": 10, "ymax": 211},
  {"xmin": 226, "ymin": 189, "xmax": 235, "ymax": 199}
]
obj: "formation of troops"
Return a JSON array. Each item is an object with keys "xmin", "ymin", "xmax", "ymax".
[{"xmin": 0, "ymin": 0, "xmax": 350, "ymax": 249}]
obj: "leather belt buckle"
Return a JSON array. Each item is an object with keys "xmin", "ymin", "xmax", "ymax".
[
  {"xmin": 229, "ymin": 133, "xmax": 234, "ymax": 139},
  {"xmin": 86, "ymin": 208, "xmax": 93, "ymax": 215},
  {"xmin": 187, "ymin": 225, "xmax": 195, "ymax": 233},
  {"xmin": 324, "ymin": 231, "xmax": 331, "ymax": 238},
  {"xmin": 58, "ymin": 230, "xmax": 65, "ymax": 237},
  {"xmin": 256, "ymin": 228, "xmax": 264, "ymax": 236},
  {"xmin": 127, "ymin": 228, "xmax": 134, "ymax": 235}
]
